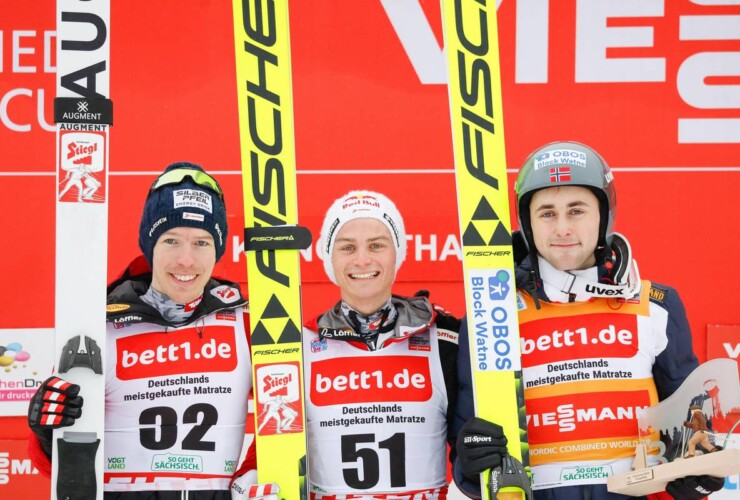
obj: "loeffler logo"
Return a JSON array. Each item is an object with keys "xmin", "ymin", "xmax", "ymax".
[
  {"xmin": 311, "ymin": 355, "xmax": 432, "ymax": 406},
  {"xmin": 526, "ymin": 390, "xmax": 652, "ymax": 443},
  {"xmin": 116, "ymin": 326, "xmax": 237, "ymax": 380},
  {"xmin": 520, "ymin": 313, "xmax": 638, "ymax": 367}
]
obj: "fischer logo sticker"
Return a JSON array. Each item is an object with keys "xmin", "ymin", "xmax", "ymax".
[
  {"xmin": 311, "ymin": 355, "xmax": 432, "ymax": 406},
  {"xmin": 58, "ymin": 130, "xmax": 106, "ymax": 203},
  {"xmin": 116, "ymin": 326, "xmax": 237, "ymax": 380},
  {"xmin": 254, "ymin": 362, "xmax": 303, "ymax": 436}
]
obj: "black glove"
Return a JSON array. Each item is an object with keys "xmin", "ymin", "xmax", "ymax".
[
  {"xmin": 28, "ymin": 376, "xmax": 84, "ymax": 457},
  {"xmin": 456, "ymin": 417, "xmax": 508, "ymax": 479},
  {"xmin": 665, "ymin": 475, "xmax": 724, "ymax": 500}
]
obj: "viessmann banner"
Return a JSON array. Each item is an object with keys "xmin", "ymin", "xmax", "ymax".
[{"xmin": 0, "ymin": 1, "xmax": 738, "ymax": 495}]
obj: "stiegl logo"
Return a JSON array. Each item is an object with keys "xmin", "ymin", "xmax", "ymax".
[{"xmin": 263, "ymin": 373, "xmax": 292, "ymax": 394}]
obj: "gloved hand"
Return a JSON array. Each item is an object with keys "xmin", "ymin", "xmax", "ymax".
[
  {"xmin": 231, "ymin": 469, "xmax": 280, "ymax": 500},
  {"xmin": 665, "ymin": 474, "xmax": 724, "ymax": 499},
  {"xmin": 27, "ymin": 376, "xmax": 83, "ymax": 457},
  {"xmin": 456, "ymin": 416, "xmax": 508, "ymax": 479}
]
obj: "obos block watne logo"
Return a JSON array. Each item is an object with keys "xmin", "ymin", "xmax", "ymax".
[{"xmin": 254, "ymin": 362, "xmax": 303, "ymax": 436}]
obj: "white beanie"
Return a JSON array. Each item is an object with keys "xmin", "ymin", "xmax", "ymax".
[{"xmin": 319, "ymin": 190, "xmax": 407, "ymax": 284}]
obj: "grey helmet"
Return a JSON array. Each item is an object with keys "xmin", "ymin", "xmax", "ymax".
[{"xmin": 515, "ymin": 141, "xmax": 616, "ymax": 263}]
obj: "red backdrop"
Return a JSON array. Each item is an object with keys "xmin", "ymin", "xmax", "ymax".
[{"xmin": 1, "ymin": 1, "xmax": 739, "ymax": 497}]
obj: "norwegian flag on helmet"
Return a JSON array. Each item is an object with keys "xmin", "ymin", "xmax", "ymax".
[{"xmin": 549, "ymin": 166, "xmax": 571, "ymax": 182}]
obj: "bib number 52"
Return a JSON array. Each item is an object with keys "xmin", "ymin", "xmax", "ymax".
[{"xmin": 342, "ymin": 432, "xmax": 406, "ymax": 489}]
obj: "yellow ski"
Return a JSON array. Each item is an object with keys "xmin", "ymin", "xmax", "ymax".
[
  {"xmin": 232, "ymin": 1, "xmax": 309, "ymax": 499},
  {"xmin": 440, "ymin": 1, "xmax": 530, "ymax": 499}
]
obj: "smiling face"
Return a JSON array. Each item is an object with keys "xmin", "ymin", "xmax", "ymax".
[
  {"xmin": 530, "ymin": 185, "xmax": 601, "ymax": 271},
  {"xmin": 150, "ymin": 227, "xmax": 216, "ymax": 303},
  {"xmin": 331, "ymin": 218, "xmax": 397, "ymax": 315}
]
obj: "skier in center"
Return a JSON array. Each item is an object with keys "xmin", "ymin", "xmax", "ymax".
[
  {"xmin": 301, "ymin": 190, "xmax": 461, "ymax": 498},
  {"xmin": 453, "ymin": 141, "xmax": 725, "ymax": 500}
]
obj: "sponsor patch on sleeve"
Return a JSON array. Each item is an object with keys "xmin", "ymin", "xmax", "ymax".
[{"xmin": 649, "ymin": 285, "xmax": 668, "ymax": 304}]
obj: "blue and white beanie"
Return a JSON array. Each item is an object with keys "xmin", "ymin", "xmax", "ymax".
[{"xmin": 138, "ymin": 162, "xmax": 227, "ymax": 265}]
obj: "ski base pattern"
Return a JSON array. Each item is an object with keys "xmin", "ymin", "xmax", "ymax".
[{"xmin": 52, "ymin": 1, "xmax": 112, "ymax": 499}]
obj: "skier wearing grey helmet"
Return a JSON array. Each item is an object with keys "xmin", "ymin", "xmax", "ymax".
[{"xmin": 452, "ymin": 142, "xmax": 722, "ymax": 500}]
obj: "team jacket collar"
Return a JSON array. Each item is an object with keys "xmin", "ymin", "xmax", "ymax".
[
  {"xmin": 306, "ymin": 295, "xmax": 436, "ymax": 350},
  {"xmin": 106, "ymin": 255, "xmax": 248, "ymax": 328}
]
